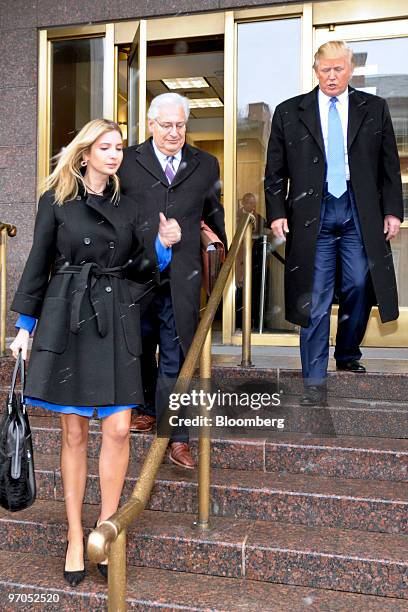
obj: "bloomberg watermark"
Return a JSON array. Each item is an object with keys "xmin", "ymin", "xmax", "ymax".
[{"xmin": 162, "ymin": 389, "xmax": 285, "ymax": 433}]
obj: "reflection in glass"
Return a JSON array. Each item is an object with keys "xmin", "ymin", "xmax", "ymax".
[
  {"xmin": 51, "ymin": 38, "xmax": 104, "ymax": 159},
  {"xmin": 236, "ymin": 19, "xmax": 301, "ymax": 333},
  {"xmin": 117, "ymin": 49, "xmax": 129, "ymax": 145},
  {"xmin": 128, "ymin": 46, "xmax": 140, "ymax": 146},
  {"xmin": 348, "ymin": 37, "xmax": 408, "ymax": 307}
]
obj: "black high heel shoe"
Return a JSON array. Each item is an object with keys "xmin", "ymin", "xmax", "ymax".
[
  {"xmin": 63, "ymin": 539, "xmax": 86, "ymax": 587},
  {"xmin": 94, "ymin": 519, "xmax": 108, "ymax": 581}
]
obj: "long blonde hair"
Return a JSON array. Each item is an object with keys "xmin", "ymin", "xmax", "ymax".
[{"xmin": 42, "ymin": 119, "xmax": 123, "ymax": 205}]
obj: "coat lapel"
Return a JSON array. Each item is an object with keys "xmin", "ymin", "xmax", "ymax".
[
  {"xmin": 134, "ymin": 139, "xmax": 169, "ymax": 187},
  {"xmin": 84, "ymin": 193, "xmax": 120, "ymax": 230},
  {"xmin": 298, "ymin": 87, "xmax": 325, "ymax": 156},
  {"xmin": 347, "ymin": 86, "xmax": 368, "ymax": 151}
]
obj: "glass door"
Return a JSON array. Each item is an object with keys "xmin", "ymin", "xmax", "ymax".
[
  {"xmin": 37, "ymin": 25, "xmax": 115, "ymax": 188},
  {"xmin": 315, "ymin": 21, "xmax": 408, "ymax": 347},
  {"xmin": 235, "ymin": 17, "xmax": 302, "ymax": 338}
]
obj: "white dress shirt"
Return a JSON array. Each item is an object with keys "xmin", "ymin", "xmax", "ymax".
[
  {"xmin": 318, "ymin": 88, "xmax": 350, "ymax": 180},
  {"xmin": 152, "ymin": 140, "xmax": 182, "ymax": 175}
]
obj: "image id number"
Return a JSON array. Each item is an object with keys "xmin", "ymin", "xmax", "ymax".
[{"xmin": 8, "ymin": 593, "xmax": 60, "ymax": 603}]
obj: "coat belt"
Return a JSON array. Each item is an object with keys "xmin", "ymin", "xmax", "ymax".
[{"xmin": 55, "ymin": 263, "xmax": 125, "ymax": 337}]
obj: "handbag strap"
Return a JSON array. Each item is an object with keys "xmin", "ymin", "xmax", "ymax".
[{"xmin": 8, "ymin": 350, "xmax": 25, "ymax": 414}]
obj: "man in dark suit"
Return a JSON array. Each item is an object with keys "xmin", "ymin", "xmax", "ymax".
[
  {"xmin": 119, "ymin": 93, "xmax": 227, "ymax": 467},
  {"xmin": 265, "ymin": 40, "xmax": 403, "ymax": 406}
]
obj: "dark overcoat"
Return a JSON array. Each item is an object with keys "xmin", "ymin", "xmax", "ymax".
[
  {"xmin": 11, "ymin": 187, "xmax": 158, "ymax": 406},
  {"xmin": 119, "ymin": 139, "xmax": 227, "ymax": 355},
  {"xmin": 265, "ymin": 86, "xmax": 404, "ymax": 327}
]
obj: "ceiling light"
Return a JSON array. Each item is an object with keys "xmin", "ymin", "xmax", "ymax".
[
  {"xmin": 188, "ymin": 98, "xmax": 224, "ymax": 109},
  {"xmin": 163, "ymin": 77, "xmax": 209, "ymax": 89}
]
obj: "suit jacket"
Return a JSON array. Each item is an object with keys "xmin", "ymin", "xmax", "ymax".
[
  {"xmin": 265, "ymin": 85, "xmax": 404, "ymax": 326},
  {"xmin": 119, "ymin": 138, "xmax": 227, "ymax": 355}
]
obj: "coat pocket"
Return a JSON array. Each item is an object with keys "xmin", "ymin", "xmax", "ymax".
[
  {"xmin": 35, "ymin": 297, "xmax": 70, "ymax": 354},
  {"xmin": 119, "ymin": 302, "xmax": 142, "ymax": 357}
]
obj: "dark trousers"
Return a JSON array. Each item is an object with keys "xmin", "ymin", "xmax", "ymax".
[
  {"xmin": 140, "ymin": 282, "xmax": 188, "ymax": 443},
  {"xmin": 300, "ymin": 186, "xmax": 371, "ymax": 386}
]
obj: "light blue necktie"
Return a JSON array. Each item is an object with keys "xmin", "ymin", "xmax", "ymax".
[{"xmin": 327, "ymin": 97, "xmax": 347, "ymax": 198}]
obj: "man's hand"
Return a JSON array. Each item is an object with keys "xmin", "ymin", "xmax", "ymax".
[
  {"xmin": 158, "ymin": 212, "xmax": 182, "ymax": 248},
  {"xmin": 271, "ymin": 218, "xmax": 289, "ymax": 241},
  {"xmin": 384, "ymin": 215, "xmax": 401, "ymax": 241},
  {"xmin": 10, "ymin": 328, "xmax": 29, "ymax": 360}
]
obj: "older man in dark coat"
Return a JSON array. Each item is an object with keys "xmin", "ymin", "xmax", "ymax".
[
  {"xmin": 265, "ymin": 40, "xmax": 404, "ymax": 406},
  {"xmin": 119, "ymin": 93, "xmax": 227, "ymax": 467}
]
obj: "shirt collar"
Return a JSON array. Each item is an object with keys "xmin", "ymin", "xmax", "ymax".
[
  {"xmin": 152, "ymin": 139, "xmax": 183, "ymax": 163},
  {"xmin": 318, "ymin": 87, "xmax": 349, "ymax": 106}
]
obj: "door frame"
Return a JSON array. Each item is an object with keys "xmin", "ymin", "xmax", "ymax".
[
  {"xmin": 224, "ymin": 3, "xmax": 313, "ymax": 346},
  {"xmin": 37, "ymin": 1, "xmax": 408, "ymax": 347},
  {"xmin": 127, "ymin": 20, "xmax": 147, "ymax": 145},
  {"xmin": 37, "ymin": 24, "xmax": 116, "ymax": 196}
]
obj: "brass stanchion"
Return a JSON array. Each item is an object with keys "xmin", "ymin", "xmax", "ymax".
[
  {"xmin": 241, "ymin": 221, "xmax": 253, "ymax": 367},
  {"xmin": 108, "ymin": 528, "xmax": 127, "ymax": 612},
  {"xmin": 198, "ymin": 328, "xmax": 212, "ymax": 529},
  {"xmin": 0, "ymin": 222, "xmax": 17, "ymax": 356},
  {"xmin": 0, "ymin": 230, "xmax": 7, "ymax": 356}
]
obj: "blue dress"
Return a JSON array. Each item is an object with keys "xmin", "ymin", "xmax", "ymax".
[{"xmin": 16, "ymin": 236, "xmax": 171, "ymax": 419}]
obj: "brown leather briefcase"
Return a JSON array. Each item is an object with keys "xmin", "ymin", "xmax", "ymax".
[{"xmin": 200, "ymin": 221, "xmax": 225, "ymax": 296}]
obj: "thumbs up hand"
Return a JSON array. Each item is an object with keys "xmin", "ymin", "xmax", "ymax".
[{"xmin": 158, "ymin": 212, "xmax": 182, "ymax": 248}]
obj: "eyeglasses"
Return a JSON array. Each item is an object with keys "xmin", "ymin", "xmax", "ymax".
[{"xmin": 154, "ymin": 119, "xmax": 187, "ymax": 132}]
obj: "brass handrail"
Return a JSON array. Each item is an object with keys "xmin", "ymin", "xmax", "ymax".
[
  {"xmin": 88, "ymin": 211, "xmax": 254, "ymax": 610},
  {"xmin": 0, "ymin": 222, "xmax": 17, "ymax": 356}
]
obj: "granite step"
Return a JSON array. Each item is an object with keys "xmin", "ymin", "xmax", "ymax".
[
  {"xmin": 1, "ymin": 391, "xmax": 406, "ymax": 438},
  {"xmin": 211, "ymin": 360, "xmax": 408, "ymax": 402},
  {"xmin": 29, "ymin": 416, "xmax": 408, "ymax": 482},
  {"xmin": 204, "ymin": 396, "xmax": 408, "ymax": 438},
  {"xmin": 1, "ymin": 355, "xmax": 407, "ymax": 402},
  {"xmin": 32, "ymin": 455, "xmax": 408, "ymax": 535},
  {"xmin": 0, "ymin": 550, "xmax": 405, "ymax": 611},
  {"xmin": 0, "ymin": 501, "xmax": 407, "ymax": 599}
]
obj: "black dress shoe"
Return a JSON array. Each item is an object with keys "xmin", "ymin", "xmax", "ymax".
[
  {"xmin": 63, "ymin": 540, "xmax": 86, "ymax": 587},
  {"xmin": 300, "ymin": 385, "xmax": 327, "ymax": 407},
  {"xmin": 336, "ymin": 360, "xmax": 366, "ymax": 373},
  {"xmin": 97, "ymin": 562, "xmax": 108, "ymax": 580},
  {"xmin": 94, "ymin": 519, "xmax": 108, "ymax": 580}
]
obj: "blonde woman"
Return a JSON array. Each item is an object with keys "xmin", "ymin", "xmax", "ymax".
[{"xmin": 10, "ymin": 119, "xmax": 181, "ymax": 586}]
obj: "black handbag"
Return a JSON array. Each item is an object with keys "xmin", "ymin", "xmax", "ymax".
[{"xmin": 0, "ymin": 351, "xmax": 36, "ymax": 511}]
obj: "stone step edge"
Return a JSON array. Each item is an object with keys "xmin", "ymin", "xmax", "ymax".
[
  {"xmin": 32, "ymin": 452, "xmax": 408, "ymax": 503},
  {"xmin": 1, "ymin": 501, "xmax": 407, "ymax": 567},
  {"xmin": 30, "ymin": 460, "xmax": 408, "ymax": 536},
  {"xmin": 29, "ymin": 419, "xmax": 408, "ymax": 482},
  {"xmin": 0, "ymin": 552, "xmax": 406, "ymax": 612},
  {"xmin": 35, "ymin": 454, "xmax": 408, "ymax": 506},
  {"xmin": 30, "ymin": 417, "xmax": 408, "ymax": 454}
]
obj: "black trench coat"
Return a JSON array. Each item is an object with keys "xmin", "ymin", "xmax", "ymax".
[
  {"xmin": 11, "ymin": 188, "xmax": 159, "ymax": 406},
  {"xmin": 119, "ymin": 139, "xmax": 227, "ymax": 355},
  {"xmin": 265, "ymin": 86, "xmax": 404, "ymax": 327}
]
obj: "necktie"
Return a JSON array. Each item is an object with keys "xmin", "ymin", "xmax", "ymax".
[
  {"xmin": 165, "ymin": 156, "xmax": 176, "ymax": 184},
  {"xmin": 327, "ymin": 97, "xmax": 347, "ymax": 198}
]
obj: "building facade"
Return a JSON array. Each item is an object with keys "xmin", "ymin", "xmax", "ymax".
[{"xmin": 1, "ymin": 0, "xmax": 407, "ymax": 347}]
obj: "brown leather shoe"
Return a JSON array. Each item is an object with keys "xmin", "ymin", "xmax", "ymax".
[
  {"xmin": 169, "ymin": 442, "xmax": 195, "ymax": 469},
  {"xmin": 130, "ymin": 413, "xmax": 156, "ymax": 432}
]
